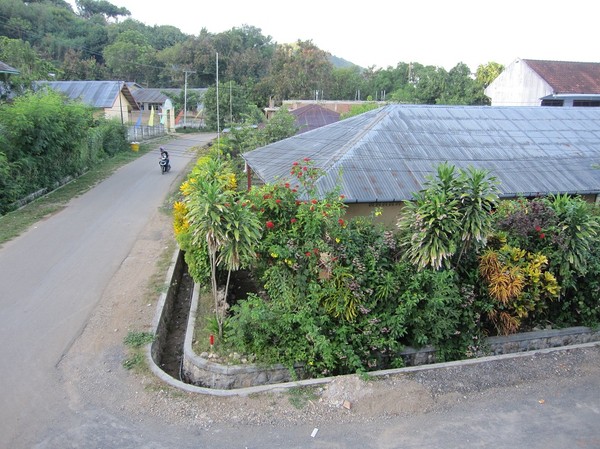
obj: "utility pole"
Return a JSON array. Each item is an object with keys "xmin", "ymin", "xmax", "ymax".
[
  {"xmin": 183, "ymin": 70, "xmax": 195, "ymax": 129},
  {"xmin": 118, "ymin": 81, "xmax": 124, "ymax": 125},
  {"xmin": 216, "ymin": 52, "xmax": 220, "ymax": 145}
]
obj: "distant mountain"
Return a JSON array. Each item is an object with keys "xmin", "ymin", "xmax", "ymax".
[{"xmin": 329, "ymin": 54, "xmax": 362, "ymax": 70}]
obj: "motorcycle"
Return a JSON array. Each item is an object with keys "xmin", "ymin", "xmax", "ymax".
[{"xmin": 159, "ymin": 157, "xmax": 171, "ymax": 174}]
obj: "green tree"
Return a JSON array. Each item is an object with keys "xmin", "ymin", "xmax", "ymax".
[
  {"xmin": 161, "ymin": 88, "xmax": 202, "ymax": 117},
  {"xmin": 260, "ymin": 107, "xmax": 297, "ymax": 144},
  {"xmin": 267, "ymin": 40, "xmax": 334, "ymax": 102},
  {"xmin": 412, "ymin": 63, "xmax": 446, "ymax": 104},
  {"xmin": 330, "ymin": 66, "xmax": 365, "ymax": 100},
  {"xmin": 362, "ymin": 63, "xmax": 413, "ymax": 102},
  {"xmin": 544, "ymin": 194, "xmax": 600, "ymax": 290},
  {"xmin": 75, "ymin": 0, "xmax": 130, "ymax": 20},
  {"xmin": 437, "ymin": 62, "xmax": 489, "ymax": 105},
  {"xmin": 0, "ymin": 89, "xmax": 97, "ymax": 213},
  {"xmin": 182, "ymin": 156, "xmax": 261, "ymax": 338},
  {"xmin": 456, "ymin": 166, "xmax": 500, "ymax": 260},
  {"xmin": 103, "ymin": 30, "xmax": 156, "ymax": 81},
  {"xmin": 476, "ymin": 61, "xmax": 504, "ymax": 89},
  {"xmin": 149, "ymin": 25, "xmax": 188, "ymax": 51},
  {"xmin": 218, "ymin": 199, "xmax": 262, "ymax": 326},
  {"xmin": 153, "ymin": 30, "xmax": 218, "ymax": 87},
  {"xmin": 397, "ymin": 163, "xmax": 499, "ymax": 270},
  {"xmin": 202, "ymin": 81, "xmax": 253, "ymax": 130},
  {"xmin": 61, "ymin": 48, "xmax": 106, "ymax": 80},
  {"xmin": 185, "ymin": 159, "xmax": 232, "ymax": 338},
  {"xmin": 0, "ymin": 37, "xmax": 57, "ymax": 97},
  {"xmin": 216, "ymin": 25, "xmax": 275, "ymax": 86},
  {"xmin": 221, "ymin": 107, "xmax": 296, "ymax": 160},
  {"xmin": 340, "ymin": 102, "xmax": 382, "ymax": 119}
]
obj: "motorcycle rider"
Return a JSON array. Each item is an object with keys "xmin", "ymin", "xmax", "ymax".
[{"xmin": 159, "ymin": 147, "xmax": 170, "ymax": 172}]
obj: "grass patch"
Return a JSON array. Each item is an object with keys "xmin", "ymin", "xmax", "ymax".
[
  {"xmin": 123, "ymin": 330, "xmax": 156, "ymax": 372},
  {"xmin": 124, "ymin": 331, "xmax": 156, "ymax": 348},
  {"xmin": 357, "ymin": 370, "xmax": 374, "ymax": 382},
  {"xmin": 287, "ymin": 386, "xmax": 318, "ymax": 409},
  {"xmin": 122, "ymin": 351, "xmax": 146, "ymax": 371},
  {"xmin": 0, "ymin": 138, "xmax": 172, "ymax": 246}
]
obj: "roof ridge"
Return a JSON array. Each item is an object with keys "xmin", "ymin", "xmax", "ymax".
[
  {"xmin": 523, "ymin": 59, "xmax": 600, "ymax": 65},
  {"xmin": 324, "ymin": 107, "xmax": 388, "ymax": 169}
]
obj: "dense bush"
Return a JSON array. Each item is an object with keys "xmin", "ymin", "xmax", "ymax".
[
  {"xmin": 0, "ymin": 90, "xmax": 129, "ymax": 214},
  {"xmin": 175, "ymin": 153, "xmax": 600, "ymax": 377},
  {"xmin": 491, "ymin": 194, "xmax": 600, "ymax": 329}
]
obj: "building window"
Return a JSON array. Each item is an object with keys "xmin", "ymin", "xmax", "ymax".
[
  {"xmin": 573, "ymin": 100, "xmax": 600, "ymax": 107},
  {"xmin": 541, "ymin": 99, "xmax": 564, "ymax": 107}
]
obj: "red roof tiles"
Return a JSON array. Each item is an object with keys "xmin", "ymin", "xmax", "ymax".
[{"xmin": 524, "ymin": 59, "xmax": 600, "ymax": 94}]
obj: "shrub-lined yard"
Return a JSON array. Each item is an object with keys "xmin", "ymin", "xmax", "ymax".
[{"xmin": 174, "ymin": 140, "xmax": 600, "ymax": 377}]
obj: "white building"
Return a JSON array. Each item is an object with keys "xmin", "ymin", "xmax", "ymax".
[{"xmin": 485, "ymin": 58, "xmax": 600, "ymax": 107}]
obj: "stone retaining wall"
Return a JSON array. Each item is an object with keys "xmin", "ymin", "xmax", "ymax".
[
  {"xmin": 400, "ymin": 326, "xmax": 600, "ymax": 367},
  {"xmin": 182, "ymin": 350, "xmax": 303, "ymax": 390},
  {"xmin": 163, "ymin": 251, "xmax": 600, "ymax": 390},
  {"xmin": 150, "ymin": 250, "xmax": 186, "ymax": 366}
]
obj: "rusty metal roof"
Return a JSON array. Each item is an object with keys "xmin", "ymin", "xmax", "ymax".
[
  {"xmin": 242, "ymin": 104, "xmax": 600, "ymax": 202},
  {"xmin": 290, "ymin": 104, "xmax": 340, "ymax": 134},
  {"xmin": 524, "ymin": 59, "xmax": 600, "ymax": 94}
]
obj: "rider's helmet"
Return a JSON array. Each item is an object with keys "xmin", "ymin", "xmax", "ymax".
[{"xmin": 160, "ymin": 147, "xmax": 165, "ymax": 153}]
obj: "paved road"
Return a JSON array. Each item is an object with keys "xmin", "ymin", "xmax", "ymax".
[
  {"xmin": 0, "ymin": 133, "xmax": 215, "ymax": 448},
  {"xmin": 1, "ymin": 132, "xmax": 599, "ymax": 449}
]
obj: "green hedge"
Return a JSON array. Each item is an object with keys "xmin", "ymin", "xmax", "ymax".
[{"xmin": 0, "ymin": 90, "xmax": 128, "ymax": 214}]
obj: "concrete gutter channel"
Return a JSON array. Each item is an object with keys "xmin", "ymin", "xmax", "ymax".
[{"xmin": 147, "ymin": 249, "xmax": 600, "ymax": 397}]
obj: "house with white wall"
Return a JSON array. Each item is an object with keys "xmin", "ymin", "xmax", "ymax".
[
  {"xmin": 128, "ymin": 85, "xmax": 207, "ymax": 127},
  {"xmin": 485, "ymin": 58, "xmax": 600, "ymax": 107},
  {"xmin": 37, "ymin": 80, "xmax": 139, "ymax": 123}
]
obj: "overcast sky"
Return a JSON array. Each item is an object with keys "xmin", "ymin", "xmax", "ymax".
[{"xmin": 81, "ymin": 0, "xmax": 598, "ymax": 72}]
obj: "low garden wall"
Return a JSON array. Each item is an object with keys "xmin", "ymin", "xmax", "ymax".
[
  {"xmin": 159, "ymin": 251, "xmax": 600, "ymax": 390},
  {"xmin": 181, "ymin": 281, "xmax": 304, "ymax": 389},
  {"xmin": 400, "ymin": 326, "xmax": 600, "ymax": 367}
]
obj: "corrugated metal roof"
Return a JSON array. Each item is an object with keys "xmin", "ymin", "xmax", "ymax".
[
  {"xmin": 131, "ymin": 88, "xmax": 207, "ymax": 104},
  {"xmin": 37, "ymin": 81, "xmax": 139, "ymax": 110},
  {"xmin": 0, "ymin": 61, "xmax": 19, "ymax": 74},
  {"xmin": 290, "ymin": 104, "xmax": 340, "ymax": 134},
  {"xmin": 523, "ymin": 59, "xmax": 600, "ymax": 94},
  {"xmin": 242, "ymin": 104, "xmax": 600, "ymax": 202}
]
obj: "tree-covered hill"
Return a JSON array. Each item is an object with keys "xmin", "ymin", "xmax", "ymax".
[{"xmin": 0, "ymin": 0, "xmax": 502, "ymax": 108}]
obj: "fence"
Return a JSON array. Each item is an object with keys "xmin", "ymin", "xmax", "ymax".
[{"xmin": 127, "ymin": 124, "xmax": 167, "ymax": 142}]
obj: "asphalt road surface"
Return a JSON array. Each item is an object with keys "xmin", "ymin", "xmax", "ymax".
[
  {"xmin": 1, "ymin": 132, "xmax": 599, "ymax": 449},
  {"xmin": 0, "ymin": 133, "xmax": 215, "ymax": 448}
]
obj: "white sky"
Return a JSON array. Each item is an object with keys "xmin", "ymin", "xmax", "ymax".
[{"xmin": 83, "ymin": 0, "xmax": 599, "ymax": 71}]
